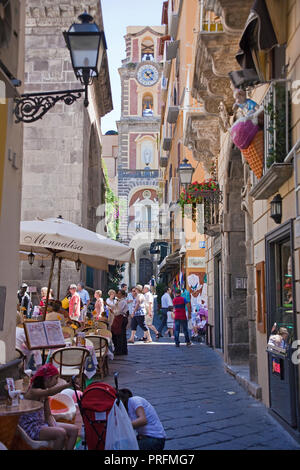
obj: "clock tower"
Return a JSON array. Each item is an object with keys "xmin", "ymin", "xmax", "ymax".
[{"xmin": 117, "ymin": 25, "xmax": 165, "ymax": 286}]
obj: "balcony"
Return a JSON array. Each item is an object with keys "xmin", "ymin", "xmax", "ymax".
[
  {"xmin": 250, "ymin": 81, "xmax": 292, "ymax": 200},
  {"xmin": 119, "ymin": 169, "xmax": 159, "ymax": 179},
  {"xmin": 135, "ymin": 221, "xmax": 159, "ymax": 233},
  {"xmin": 204, "ymin": 199, "xmax": 222, "ymax": 237}
]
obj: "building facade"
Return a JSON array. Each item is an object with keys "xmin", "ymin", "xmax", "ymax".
[
  {"xmin": 117, "ymin": 25, "xmax": 165, "ymax": 286},
  {"xmin": 20, "ymin": 0, "xmax": 113, "ymax": 297},
  {"xmin": 158, "ymin": 0, "xmax": 209, "ymax": 312},
  {"xmin": 0, "ymin": 0, "xmax": 26, "ymax": 376}
]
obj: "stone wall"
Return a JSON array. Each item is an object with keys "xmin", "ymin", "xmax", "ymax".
[{"xmin": 20, "ymin": 0, "xmax": 109, "ymax": 297}]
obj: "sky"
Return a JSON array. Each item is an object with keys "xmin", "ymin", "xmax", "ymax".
[{"xmin": 101, "ymin": 0, "xmax": 164, "ymax": 134}]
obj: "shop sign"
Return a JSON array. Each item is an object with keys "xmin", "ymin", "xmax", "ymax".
[
  {"xmin": 187, "ymin": 257, "xmax": 206, "ymax": 268},
  {"xmin": 272, "ymin": 356, "xmax": 283, "ymax": 379}
]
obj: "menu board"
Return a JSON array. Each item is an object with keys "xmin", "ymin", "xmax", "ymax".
[{"xmin": 24, "ymin": 321, "xmax": 65, "ymax": 350}]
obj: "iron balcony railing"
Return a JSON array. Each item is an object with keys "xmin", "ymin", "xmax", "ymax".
[
  {"xmin": 199, "ymin": 0, "xmax": 223, "ymax": 32},
  {"xmin": 118, "ymin": 169, "xmax": 159, "ymax": 179},
  {"xmin": 135, "ymin": 221, "xmax": 159, "ymax": 232},
  {"xmin": 263, "ymin": 80, "xmax": 291, "ymax": 174}
]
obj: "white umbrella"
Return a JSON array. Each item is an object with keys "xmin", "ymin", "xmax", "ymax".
[{"xmin": 20, "ymin": 217, "xmax": 134, "ymax": 318}]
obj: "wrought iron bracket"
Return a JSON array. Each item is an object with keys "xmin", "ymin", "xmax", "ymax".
[{"xmin": 13, "ymin": 88, "xmax": 85, "ymax": 123}]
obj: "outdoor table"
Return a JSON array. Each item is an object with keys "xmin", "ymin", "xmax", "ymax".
[{"xmin": 0, "ymin": 399, "xmax": 43, "ymax": 449}]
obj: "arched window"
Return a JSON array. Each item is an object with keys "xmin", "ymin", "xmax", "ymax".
[
  {"xmin": 141, "ymin": 38, "xmax": 154, "ymax": 61},
  {"xmin": 142, "ymin": 93, "xmax": 154, "ymax": 117}
]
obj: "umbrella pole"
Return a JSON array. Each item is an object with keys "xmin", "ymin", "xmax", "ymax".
[
  {"xmin": 57, "ymin": 258, "xmax": 62, "ymax": 300},
  {"xmin": 42, "ymin": 252, "xmax": 56, "ymax": 321}
]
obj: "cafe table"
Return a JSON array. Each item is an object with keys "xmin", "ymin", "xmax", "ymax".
[{"xmin": 0, "ymin": 399, "xmax": 43, "ymax": 449}]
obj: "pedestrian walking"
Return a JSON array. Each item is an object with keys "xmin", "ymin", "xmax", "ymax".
[
  {"xmin": 141, "ymin": 284, "xmax": 160, "ymax": 340},
  {"xmin": 105, "ymin": 289, "xmax": 117, "ymax": 328},
  {"xmin": 118, "ymin": 388, "xmax": 166, "ymax": 451},
  {"xmin": 68, "ymin": 284, "xmax": 81, "ymax": 321},
  {"xmin": 111, "ymin": 289, "xmax": 129, "ymax": 355},
  {"xmin": 166, "ymin": 309, "xmax": 175, "ymax": 338},
  {"xmin": 77, "ymin": 282, "xmax": 90, "ymax": 322},
  {"xmin": 157, "ymin": 287, "xmax": 173, "ymax": 338},
  {"xmin": 17, "ymin": 283, "xmax": 32, "ymax": 318},
  {"xmin": 94, "ymin": 290, "xmax": 105, "ymax": 320},
  {"xmin": 173, "ymin": 288, "xmax": 192, "ymax": 347},
  {"xmin": 127, "ymin": 285, "xmax": 152, "ymax": 344},
  {"xmin": 126, "ymin": 287, "xmax": 135, "ymax": 330}
]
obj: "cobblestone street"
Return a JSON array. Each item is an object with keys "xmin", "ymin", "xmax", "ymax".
[{"xmin": 102, "ymin": 334, "xmax": 300, "ymax": 451}]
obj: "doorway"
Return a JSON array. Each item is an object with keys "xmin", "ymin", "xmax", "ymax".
[
  {"xmin": 265, "ymin": 219, "xmax": 298, "ymax": 428},
  {"xmin": 139, "ymin": 258, "xmax": 153, "ymax": 285},
  {"xmin": 214, "ymin": 254, "xmax": 224, "ymax": 350}
]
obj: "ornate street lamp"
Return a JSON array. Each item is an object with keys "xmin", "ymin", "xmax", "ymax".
[
  {"xmin": 39, "ymin": 258, "xmax": 45, "ymax": 275},
  {"xmin": 14, "ymin": 11, "xmax": 107, "ymax": 123},
  {"xmin": 63, "ymin": 11, "xmax": 107, "ymax": 107},
  {"xmin": 178, "ymin": 158, "xmax": 194, "ymax": 188},
  {"xmin": 75, "ymin": 257, "xmax": 82, "ymax": 272},
  {"xmin": 270, "ymin": 194, "xmax": 282, "ymax": 224},
  {"xmin": 28, "ymin": 250, "xmax": 35, "ymax": 266}
]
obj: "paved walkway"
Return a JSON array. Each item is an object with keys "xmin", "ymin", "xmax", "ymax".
[{"xmin": 102, "ymin": 336, "xmax": 300, "ymax": 450}]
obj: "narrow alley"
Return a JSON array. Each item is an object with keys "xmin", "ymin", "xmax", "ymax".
[{"xmin": 104, "ymin": 338, "xmax": 300, "ymax": 451}]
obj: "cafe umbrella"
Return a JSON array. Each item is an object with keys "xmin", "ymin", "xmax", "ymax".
[{"xmin": 20, "ymin": 216, "xmax": 135, "ymax": 320}]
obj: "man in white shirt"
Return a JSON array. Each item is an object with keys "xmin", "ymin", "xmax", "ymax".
[
  {"xmin": 157, "ymin": 287, "xmax": 173, "ymax": 338},
  {"xmin": 140, "ymin": 285, "xmax": 159, "ymax": 340}
]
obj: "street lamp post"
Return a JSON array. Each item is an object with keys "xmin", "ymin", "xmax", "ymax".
[{"xmin": 14, "ymin": 11, "xmax": 107, "ymax": 123}]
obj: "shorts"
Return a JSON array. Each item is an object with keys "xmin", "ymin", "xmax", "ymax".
[
  {"xmin": 145, "ymin": 314, "xmax": 153, "ymax": 326},
  {"xmin": 131, "ymin": 315, "xmax": 148, "ymax": 332}
]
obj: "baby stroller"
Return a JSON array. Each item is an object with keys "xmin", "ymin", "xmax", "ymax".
[{"xmin": 72, "ymin": 372, "xmax": 120, "ymax": 450}]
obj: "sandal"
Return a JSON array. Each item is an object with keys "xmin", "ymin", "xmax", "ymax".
[
  {"xmin": 155, "ymin": 333, "xmax": 160, "ymax": 340},
  {"xmin": 127, "ymin": 340, "xmax": 134, "ymax": 344}
]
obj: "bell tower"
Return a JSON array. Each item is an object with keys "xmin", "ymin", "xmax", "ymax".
[{"xmin": 117, "ymin": 25, "xmax": 165, "ymax": 285}]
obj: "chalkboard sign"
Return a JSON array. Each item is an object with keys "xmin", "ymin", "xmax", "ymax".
[{"xmin": 0, "ymin": 286, "xmax": 6, "ymax": 331}]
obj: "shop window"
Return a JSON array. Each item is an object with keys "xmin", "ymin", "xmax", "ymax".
[
  {"xmin": 142, "ymin": 94, "xmax": 154, "ymax": 117},
  {"xmin": 141, "ymin": 38, "xmax": 154, "ymax": 61},
  {"xmin": 256, "ymin": 261, "xmax": 266, "ymax": 333},
  {"xmin": 267, "ymin": 238, "xmax": 294, "ymax": 354}
]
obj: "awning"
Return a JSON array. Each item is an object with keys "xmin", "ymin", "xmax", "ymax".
[
  {"xmin": 236, "ymin": 0, "xmax": 278, "ymax": 70},
  {"xmin": 158, "ymin": 250, "xmax": 180, "ymax": 274}
]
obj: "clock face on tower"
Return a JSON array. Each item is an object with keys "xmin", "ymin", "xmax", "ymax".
[{"xmin": 137, "ymin": 64, "xmax": 159, "ymax": 86}]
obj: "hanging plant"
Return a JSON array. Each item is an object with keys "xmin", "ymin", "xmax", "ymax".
[
  {"xmin": 179, "ymin": 179, "xmax": 220, "ymax": 208},
  {"xmin": 179, "ymin": 180, "xmax": 220, "ymax": 222}
]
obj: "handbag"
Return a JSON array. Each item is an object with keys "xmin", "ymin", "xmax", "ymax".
[{"xmin": 105, "ymin": 400, "xmax": 139, "ymax": 450}]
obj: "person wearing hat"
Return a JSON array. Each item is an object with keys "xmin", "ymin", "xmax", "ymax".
[
  {"xmin": 17, "ymin": 283, "xmax": 32, "ymax": 318},
  {"xmin": 173, "ymin": 288, "xmax": 192, "ymax": 347},
  {"xmin": 18, "ymin": 364, "xmax": 78, "ymax": 449}
]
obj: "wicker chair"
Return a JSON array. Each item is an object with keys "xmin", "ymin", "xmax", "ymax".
[
  {"xmin": 51, "ymin": 346, "xmax": 89, "ymax": 390},
  {"xmin": 85, "ymin": 336, "xmax": 109, "ymax": 378}
]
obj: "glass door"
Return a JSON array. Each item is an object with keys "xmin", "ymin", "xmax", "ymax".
[{"xmin": 266, "ymin": 221, "xmax": 298, "ymax": 428}]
